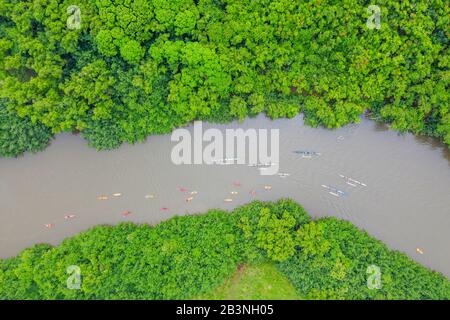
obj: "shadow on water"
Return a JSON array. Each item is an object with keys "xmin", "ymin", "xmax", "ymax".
[
  {"xmin": 414, "ymin": 135, "xmax": 450, "ymax": 166},
  {"xmin": 371, "ymin": 119, "xmax": 450, "ymax": 166}
]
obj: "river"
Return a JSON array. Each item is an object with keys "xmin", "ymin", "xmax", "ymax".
[{"xmin": 1, "ymin": 115, "xmax": 449, "ymax": 277}]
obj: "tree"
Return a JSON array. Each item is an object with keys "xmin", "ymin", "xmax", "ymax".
[{"xmin": 0, "ymin": 104, "xmax": 53, "ymax": 157}]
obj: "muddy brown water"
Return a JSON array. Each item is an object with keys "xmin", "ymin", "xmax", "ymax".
[{"xmin": 1, "ymin": 115, "xmax": 449, "ymax": 277}]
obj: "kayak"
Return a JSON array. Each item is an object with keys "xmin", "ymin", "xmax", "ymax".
[{"xmin": 293, "ymin": 150, "xmax": 321, "ymax": 157}]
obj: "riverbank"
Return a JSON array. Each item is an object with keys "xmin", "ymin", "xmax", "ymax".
[{"xmin": 1, "ymin": 200, "xmax": 448, "ymax": 300}]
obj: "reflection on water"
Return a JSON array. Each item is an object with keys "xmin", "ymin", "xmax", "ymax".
[
  {"xmin": 373, "ymin": 121, "xmax": 390, "ymax": 133},
  {"xmin": 1, "ymin": 115, "xmax": 449, "ymax": 278}
]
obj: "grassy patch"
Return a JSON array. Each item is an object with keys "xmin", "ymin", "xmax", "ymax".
[{"xmin": 197, "ymin": 263, "xmax": 302, "ymax": 300}]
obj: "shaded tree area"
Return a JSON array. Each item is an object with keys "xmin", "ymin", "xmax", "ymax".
[
  {"xmin": 0, "ymin": 0, "xmax": 449, "ymax": 156},
  {"xmin": 1, "ymin": 200, "xmax": 449, "ymax": 299},
  {"xmin": 0, "ymin": 100, "xmax": 53, "ymax": 157}
]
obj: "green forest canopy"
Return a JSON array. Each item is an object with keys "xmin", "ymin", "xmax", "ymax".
[
  {"xmin": 0, "ymin": 0, "xmax": 449, "ymax": 156},
  {"xmin": 1, "ymin": 200, "xmax": 449, "ymax": 299}
]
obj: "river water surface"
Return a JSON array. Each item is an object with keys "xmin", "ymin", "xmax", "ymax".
[{"xmin": 1, "ymin": 115, "xmax": 449, "ymax": 277}]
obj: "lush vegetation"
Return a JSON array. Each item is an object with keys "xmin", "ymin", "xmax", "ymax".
[
  {"xmin": 1, "ymin": 200, "xmax": 449, "ymax": 300},
  {"xmin": 0, "ymin": 101, "xmax": 53, "ymax": 157},
  {"xmin": 0, "ymin": 0, "xmax": 448, "ymax": 156}
]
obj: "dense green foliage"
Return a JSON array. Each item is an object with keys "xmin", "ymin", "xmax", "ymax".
[
  {"xmin": 0, "ymin": 0, "xmax": 448, "ymax": 155},
  {"xmin": 1, "ymin": 200, "xmax": 449, "ymax": 299},
  {"xmin": 0, "ymin": 101, "xmax": 53, "ymax": 157}
]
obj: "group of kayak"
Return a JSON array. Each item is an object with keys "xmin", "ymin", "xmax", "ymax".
[{"xmin": 321, "ymin": 174, "xmax": 367, "ymax": 198}]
